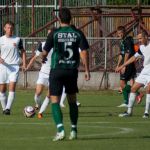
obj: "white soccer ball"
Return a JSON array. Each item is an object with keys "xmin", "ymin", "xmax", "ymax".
[{"xmin": 24, "ymin": 106, "xmax": 35, "ymax": 118}]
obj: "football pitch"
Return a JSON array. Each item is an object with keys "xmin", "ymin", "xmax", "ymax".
[{"xmin": 0, "ymin": 89, "xmax": 150, "ymax": 150}]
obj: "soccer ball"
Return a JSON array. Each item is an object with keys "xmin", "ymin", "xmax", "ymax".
[{"xmin": 24, "ymin": 106, "xmax": 35, "ymax": 118}]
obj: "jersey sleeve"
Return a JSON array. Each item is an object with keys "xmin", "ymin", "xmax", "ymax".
[
  {"xmin": 134, "ymin": 49, "xmax": 142, "ymax": 58},
  {"xmin": 43, "ymin": 30, "xmax": 54, "ymax": 52},
  {"xmin": 18, "ymin": 39, "xmax": 24, "ymax": 50},
  {"xmin": 78, "ymin": 31, "xmax": 89, "ymax": 51},
  {"xmin": 35, "ymin": 42, "xmax": 42, "ymax": 56}
]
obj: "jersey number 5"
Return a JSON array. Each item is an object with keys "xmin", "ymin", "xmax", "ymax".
[{"xmin": 64, "ymin": 42, "xmax": 73, "ymax": 60}]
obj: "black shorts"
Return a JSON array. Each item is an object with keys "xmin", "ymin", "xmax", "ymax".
[
  {"xmin": 49, "ymin": 69, "xmax": 79, "ymax": 96},
  {"xmin": 120, "ymin": 64, "xmax": 136, "ymax": 81}
]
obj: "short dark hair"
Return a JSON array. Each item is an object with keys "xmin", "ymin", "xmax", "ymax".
[
  {"xmin": 138, "ymin": 30, "xmax": 149, "ymax": 37},
  {"xmin": 59, "ymin": 7, "xmax": 72, "ymax": 24},
  {"xmin": 4, "ymin": 21, "xmax": 14, "ymax": 27},
  {"xmin": 117, "ymin": 26, "xmax": 125, "ymax": 33}
]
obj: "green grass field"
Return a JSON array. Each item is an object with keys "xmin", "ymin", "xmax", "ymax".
[{"xmin": 0, "ymin": 89, "xmax": 150, "ymax": 150}]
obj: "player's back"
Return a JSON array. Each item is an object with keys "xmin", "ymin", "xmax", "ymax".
[{"xmin": 51, "ymin": 26, "xmax": 86, "ymax": 69}]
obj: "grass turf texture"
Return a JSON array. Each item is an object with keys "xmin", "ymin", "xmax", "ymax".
[{"xmin": 0, "ymin": 89, "xmax": 150, "ymax": 150}]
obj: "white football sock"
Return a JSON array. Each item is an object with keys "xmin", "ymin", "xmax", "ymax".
[
  {"xmin": 127, "ymin": 93, "xmax": 136, "ymax": 114},
  {"xmin": 39, "ymin": 96, "xmax": 50, "ymax": 114},
  {"xmin": 144, "ymin": 94, "xmax": 150, "ymax": 114},
  {"xmin": 60, "ymin": 87, "xmax": 66, "ymax": 106},
  {"xmin": 5, "ymin": 92, "xmax": 15, "ymax": 110},
  {"xmin": 0, "ymin": 92, "xmax": 7, "ymax": 111},
  {"xmin": 34, "ymin": 94, "xmax": 41, "ymax": 107}
]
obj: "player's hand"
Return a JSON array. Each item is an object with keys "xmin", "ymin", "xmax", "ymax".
[
  {"xmin": 0, "ymin": 57, "xmax": 4, "ymax": 64},
  {"xmin": 41, "ymin": 57, "xmax": 47, "ymax": 64},
  {"xmin": 24, "ymin": 67, "xmax": 29, "ymax": 72},
  {"xmin": 85, "ymin": 71, "xmax": 90, "ymax": 81},
  {"xmin": 115, "ymin": 66, "xmax": 119, "ymax": 73},
  {"xmin": 121, "ymin": 66, "xmax": 126, "ymax": 74},
  {"xmin": 21, "ymin": 65, "xmax": 26, "ymax": 72},
  {"xmin": 116, "ymin": 65, "xmax": 124, "ymax": 73}
]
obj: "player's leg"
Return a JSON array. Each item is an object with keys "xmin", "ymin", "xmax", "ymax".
[
  {"xmin": 5, "ymin": 82, "xmax": 16, "ymax": 115},
  {"xmin": 0, "ymin": 84, "xmax": 7, "ymax": 113},
  {"xmin": 118, "ymin": 66, "xmax": 136, "ymax": 107},
  {"xmin": 38, "ymin": 90, "xmax": 50, "ymax": 118},
  {"xmin": 60, "ymin": 86, "xmax": 81, "ymax": 107},
  {"xmin": 0, "ymin": 65, "xmax": 7, "ymax": 113},
  {"xmin": 65, "ymin": 69, "xmax": 78, "ymax": 140},
  {"xmin": 67, "ymin": 94, "xmax": 78, "ymax": 140},
  {"xmin": 37, "ymin": 73, "xmax": 50, "ymax": 118},
  {"xmin": 60, "ymin": 86, "xmax": 66, "ymax": 107},
  {"xmin": 5, "ymin": 65, "xmax": 19, "ymax": 115},
  {"xmin": 117, "ymin": 79, "xmax": 129, "ymax": 107},
  {"xmin": 143, "ymin": 83, "xmax": 150, "ymax": 118},
  {"xmin": 119, "ymin": 82, "xmax": 143, "ymax": 117},
  {"xmin": 35, "ymin": 71, "xmax": 48, "ymax": 109},
  {"xmin": 34, "ymin": 84, "xmax": 44, "ymax": 109},
  {"xmin": 50, "ymin": 69, "xmax": 65, "ymax": 141}
]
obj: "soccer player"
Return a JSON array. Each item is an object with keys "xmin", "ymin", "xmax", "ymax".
[
  {"xmin": 41, "ymin": 7, "xmax": 90, "ymax": 141},
  {"xmin": 26, "ymin": 31, "xmax": 53, "ymax": 118},
  {"xmin": 0, "ymin": 21, "xmax": 26, "ymax": 115},
  {"xmin": 117, "ymin": 31, "xmax": 150, "ymax": 118},
  {"xmin": 115, "ymin": 26, "xmax": 137, "ymax": 107}
]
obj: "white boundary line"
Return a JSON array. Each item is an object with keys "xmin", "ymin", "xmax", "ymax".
[
  {"xmin": 0, "ymin": 121, "xmax": 134, "ymax": 140},
  {"xmin": 0, "ymin": 121, "xmax": 149, "ymax": 125}
]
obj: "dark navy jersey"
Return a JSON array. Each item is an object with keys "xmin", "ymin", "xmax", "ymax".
[{"xmin": 44, "ymin": 26, "xmax": 89, "ymax": 69}]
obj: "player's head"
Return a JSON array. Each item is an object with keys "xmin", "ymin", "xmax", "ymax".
[
  {"xmin": 137, "ymin": 30, "xmax": 149, "ymax": 45},
  {"xmin": 4, "ymin": 21, "xmax": 14, "ymax": 37},
  {"xmin": 59, "ymin": 7, "xmax": 72, "ymax": 24},
  {"xmin": 117, "ymin": 26, "xmax": 126, "ymax": 38}
]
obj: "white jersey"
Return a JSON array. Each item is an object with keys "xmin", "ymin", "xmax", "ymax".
[
  {"xmin": 134, "ymin": 43, "xmax": 150, "ymax": 68},
  {"xmin": 0, "ymin": 35, "xmax": 23, "ymax": 65},
  {"xmin": 35, "ymin": 42, "xmax": 53, "ymax": 74}
]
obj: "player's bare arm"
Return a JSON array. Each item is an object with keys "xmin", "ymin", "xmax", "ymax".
[
  {"xmin": 115, "ymin": 54, "xmax": 122, "ymax": 72},
  {"xmin": 26, "ymin": 55, "xmax": 37, "ymax": 70},
  {"xmin": 21, "ymin": 49, "xmax": 27, "ymax": 71},
  {"xmin": 116, "ymin": 55, "xmax": 137, "ymax": 72},
  {"xmin": 121, "ymin": 52, "xmax": 129, "ymax": 74},
  {"xmin": 80, "ymin": 50, "xmax": 90, "ymax": 81}
]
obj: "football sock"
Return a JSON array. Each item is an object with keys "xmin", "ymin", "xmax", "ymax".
[
  {"xmin": 144, "ymin": 94, "xmax": 150, "ymax": 114},
  {"xmin": 5, "ymin": 92, "xmax": 15, "ymax": 110},
  {"xmin": 127, "ymin": 92, "xmax": 136, "ymax": 114},
  {"xmin": 69, "ymin": 102, "xmax": 78, "ymax": 132},
  {"xmin": 0, "ymin": 92, "xmax": 7, "ymax": 111},
  {"xmin": 60, "ymin": 87, "xmax": 66, "ymax": 106},
  {"xmin": 122, "ymin": 84, "xmax": 131, "ymax": 104},
  {"xmin": 34, "ymin": 94, "xmax": 41, "ymax": 107},
  {"xmin": 39, "ymin": 96, "xmax": 50, "ymax": 114},
  {"xmin": 51, "ymin": 103, "xmax": 64, "ymax": 132}
]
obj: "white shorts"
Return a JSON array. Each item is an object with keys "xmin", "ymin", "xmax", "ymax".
[
  {"xmin": 36, "ymin": 71, "xmax": 49, "ymax": 87},
  {"xmin": 0, "ymin": 64, "xmax": 19, "ymax": 84},
  {"xmin": 135, "ymin": 67, "xmax": 150, "ymax": 87}
]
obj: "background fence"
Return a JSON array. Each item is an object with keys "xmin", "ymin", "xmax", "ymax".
[{"xmin": 22, "ymin": 37, "xmax": 143, "ymax": 73}]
